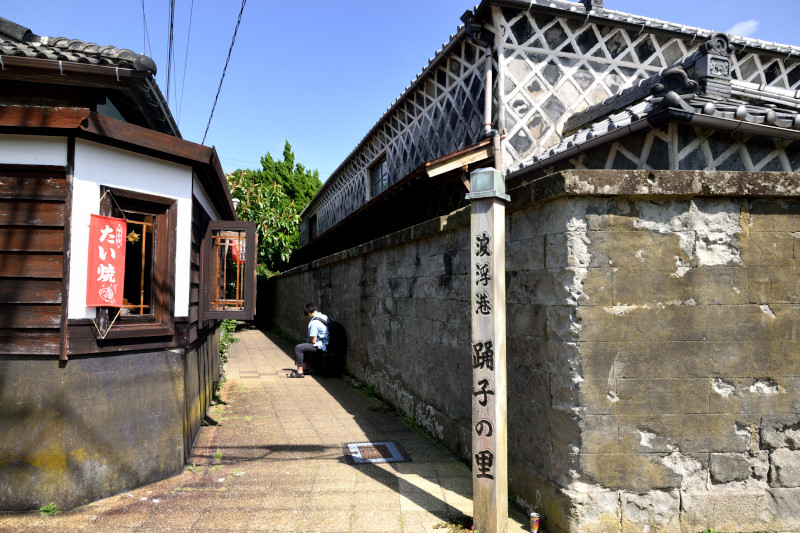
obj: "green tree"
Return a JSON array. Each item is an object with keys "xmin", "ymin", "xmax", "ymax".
[
  {"xmin": 257, "ymin": 141, "xmax": 321, "ymax": 211},
  {"xmin": 226, "ymin": 142, "xmax": 321, "ymax": 275},
  {"xmin": 226, "ymin": 170, "xmax": 299, "ymax": 275}
]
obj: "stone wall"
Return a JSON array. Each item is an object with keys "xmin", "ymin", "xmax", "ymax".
[
  {"xmin": 266, "ymin": 209, "xmax": 476, "ymax": 458},
  {"xmin": 266, "ymin": 170, "xmax": 800, "ymax": 532}
]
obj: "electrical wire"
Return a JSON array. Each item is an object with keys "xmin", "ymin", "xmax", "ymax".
[
  {"xmin": 140, "ymin": 0, "xmax": 152, "ymax": 56},
  {"xmin": 177, "ymin": 0, "xmax": 195, "ymax": 125},
  {"xmin": 202, "ymin": 0, "xmax": 247, "ymax": 145},
  {"xmin": 166, "ymin": 0, "xmax": 176, "ymax": 103}
]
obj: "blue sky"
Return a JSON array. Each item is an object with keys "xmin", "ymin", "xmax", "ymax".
[{"xmin": 3, "ymin": 0, "xmax": 798, "ymax": 180}]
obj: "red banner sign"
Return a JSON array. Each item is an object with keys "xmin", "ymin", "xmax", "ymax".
[
  {"xmin": 231, "ymin": 242, "xmax": 245, "ymax": 264},
  {"xmin": 86, "ymin": 214, "xmax": 127, "ymax": 307}
]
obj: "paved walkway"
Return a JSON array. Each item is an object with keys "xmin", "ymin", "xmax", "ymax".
[{"xmin": 0, "ymin": 327, "xmax": 529, "ymax": 532}]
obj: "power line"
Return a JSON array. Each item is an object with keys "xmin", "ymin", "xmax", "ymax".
[
  {"xmin": 202, "ymin": 0, "xmax": 247, "ymax": 145},
  {"xmin": 166, "ymin": 0, "xmax": 176, "ymax": 103},
  {"xmin": 140, "ymin": 0, "xmax": 152, "ymax": 56},
  {"xmin": 177, "ymin": 0, "xmax": 195, "ymax": 125}
]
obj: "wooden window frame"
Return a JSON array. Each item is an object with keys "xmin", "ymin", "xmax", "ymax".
[
  {"xmin": 95, "ymin": 186, "xmax": 177, "ymax": 339},
  {"xmin": 369, "ymin": 155, "xmax": 388, "ymax": 198},
  {"xmin": 202, "ymin": 220, "xmax": 256, "ymax": 321},
  {"xmin": 307, "ymin": 214, "xmax": 317, "ymax": 241}
]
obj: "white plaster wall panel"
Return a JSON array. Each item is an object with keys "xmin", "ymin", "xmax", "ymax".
[
  {"xmin": 0, "ymin": 135, "xmax": 68, "ymax": 166},
  {"xmin": 192, "ymin": 174, "xmax": 222, "ymax": 221},
  {"xmin": 529, "ymin": 125, "xmax": 800, "ymax": 176},
  {"xmin": 69, "ymin": 139, "xmax": 193, "ymax": 319},
  {"xmin": 498, "ymin": 10, "xmax": 800, "ymax": 168}
]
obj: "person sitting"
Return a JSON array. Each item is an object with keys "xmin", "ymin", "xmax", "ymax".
[{"xmin": 289, "ymin": 302, "xmax": 328, "ymax": 378}]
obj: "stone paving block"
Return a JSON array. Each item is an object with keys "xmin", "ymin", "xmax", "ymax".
[
  {"xmin": 352, "ymin": 509, "xmax": 403, "ymax": 532},
  {"xmin": 578, "ymin": 305, "xmax": 710, "ymax": 343},
  {"xmin": 709, "ymin": 451, "xmax": 768, "ymax": 484},
  {"xmin": 616, "ymin": 414, "xmax": 753, "ymax": 454},
  {"xmin": 613, "ymin": 266, "xmax": 749, "ymax": 306},
  {"xmin": 739, "ymin": 231, "xmax": 798, "ymax": 267},
  {"xmin": 762, "ymin": 414, "xmax": 800, "ymax": 449},
  {"xmin": 748, "ymin": 200, "xmax": 800, "ymax": 232},
  {"xmin": 613, "ymin": 377, "xmax": 711, "ymax": 417},
  {"xmin": 582, "ymin": 452, "xmax": 682, "ymax": 491}
]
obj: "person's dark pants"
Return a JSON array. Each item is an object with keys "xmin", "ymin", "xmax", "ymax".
[{"xmin": 294, "ymin": 343, "xmax": 319, "ymax": 367}]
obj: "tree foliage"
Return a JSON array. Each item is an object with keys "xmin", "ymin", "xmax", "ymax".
[
  {"xmin": 257, "ymin": 141, "xmax": 321, "ymax": 211},
  {"xmin": 226, "ymin": 141, "xmax": 321, "ymax": 275},
  {"xmin": 226, "ymin": 170, "xmax": 299, "ymax": 276}
]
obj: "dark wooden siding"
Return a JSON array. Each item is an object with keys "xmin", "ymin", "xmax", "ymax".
[
  {"xmin": 191, "ymin": 197, "xmax": 214, "ymax": 341},
  {"xmin": 0, "ymin": 168, "xmax": 67, "ymax": 355}
]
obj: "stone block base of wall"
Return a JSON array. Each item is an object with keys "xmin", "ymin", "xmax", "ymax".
[
  {"xmin": 511, "ymin": 459, "xmax": 800, "ymax": 533},
  {"xmin": 0, "ymin": 329, "xmax": 219, "ymax": 511}
]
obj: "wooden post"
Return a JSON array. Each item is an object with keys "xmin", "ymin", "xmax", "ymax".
[{"xmin": 466, "ymin": 168, "xmax": 509, "ymax": 533}]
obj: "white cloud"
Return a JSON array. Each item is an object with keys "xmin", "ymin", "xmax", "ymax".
[{"xmin": 727, "ymin": 19, "xmax": 759, "ymax": 37}]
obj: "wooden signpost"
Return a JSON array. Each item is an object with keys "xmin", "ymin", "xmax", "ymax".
[{"xmin": 466, "ymin": 168, "xmax": 509, "ymax": 533}]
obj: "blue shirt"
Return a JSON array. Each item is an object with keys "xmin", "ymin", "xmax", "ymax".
[{"xmin": 308, "ymin": 313, "xmax": 329, "ymax": 351}]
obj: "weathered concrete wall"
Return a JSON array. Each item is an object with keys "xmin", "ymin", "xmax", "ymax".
[
  {"xmin": 266, "ymin": 209, "xmax": 475, "ymax": 458},
  {"xmin": 183, "ymin": 330, "xmax": 220, "ymax": 462},
  {"xmin": 267, "ymin": 170, "xmax": 800, "ymax": 533},
  {"xmin": 0, "ymin": 329, "xmax": 220, "ymax": 511}
]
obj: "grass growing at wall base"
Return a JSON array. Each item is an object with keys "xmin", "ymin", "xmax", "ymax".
[
  {"xmin": 39, "ymin": 502, "xmax": 59, "ymax": 516},
  {"xmin": 214, "ymin": 319, "xmax": 240, "ymax": 402}
]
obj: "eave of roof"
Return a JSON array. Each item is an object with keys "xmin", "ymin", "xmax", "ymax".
[
  {"xmin": 0, "ymin": 105, "xmax": 234, "ymax": 219},
  {"xmin": 302, "ymin": 12, "xmax": 479, "ymax": 217}
]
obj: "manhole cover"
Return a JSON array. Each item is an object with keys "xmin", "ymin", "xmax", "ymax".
[{"xmin": 341, "ymin": 441, "xmax": 411, "ymax": 464}]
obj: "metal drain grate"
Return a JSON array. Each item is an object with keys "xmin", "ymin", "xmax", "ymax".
[{"xmin": 341, "ymin": 441, "xmax": 411, "ymax": 464}]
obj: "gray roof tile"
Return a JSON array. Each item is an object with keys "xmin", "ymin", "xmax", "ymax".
[
  {"xmin": 0, "ymin": 17, "xmax": 156, "ymax": 74},
  {"xmin": 513, "ymin": 92, "xmax": 800, "ymax": 174}
]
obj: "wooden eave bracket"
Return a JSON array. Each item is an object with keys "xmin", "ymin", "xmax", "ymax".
[
  {"xmin": 460, "ymin": 166, "xmax": 471, "ymax": 192},
  {"xmin": 424, "ymin": 140, "xmax": 493, "ymax": 180}
]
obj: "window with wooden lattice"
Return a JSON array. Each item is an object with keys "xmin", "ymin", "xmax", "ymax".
[
  {"xmin": 96, "ymin": 186, "xmax": 176, "ymax": 339},
  {"xmin": 203, "ymin": 221, "xmax": 256, "ymax": 320}
]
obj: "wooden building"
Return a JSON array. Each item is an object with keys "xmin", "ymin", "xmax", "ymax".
[{"xmin": 0, "ymin": 17, "xmax": 255, "ymax": 510}]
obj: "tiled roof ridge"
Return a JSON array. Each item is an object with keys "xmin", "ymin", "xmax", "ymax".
[
  {"xmin": 596, "ymin": 6, "xmax": 800, "ymax": 56},
  {"xmin": 731, "ymin": 80, "xmax": 800, "ymax": 109},
  {"xmin": 514, "ymin": 1, "xmax": 800, "ymax": 57},
  {"xmin": 0, "ymin": 17, "xmax": 157, "ymax": 74}
]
